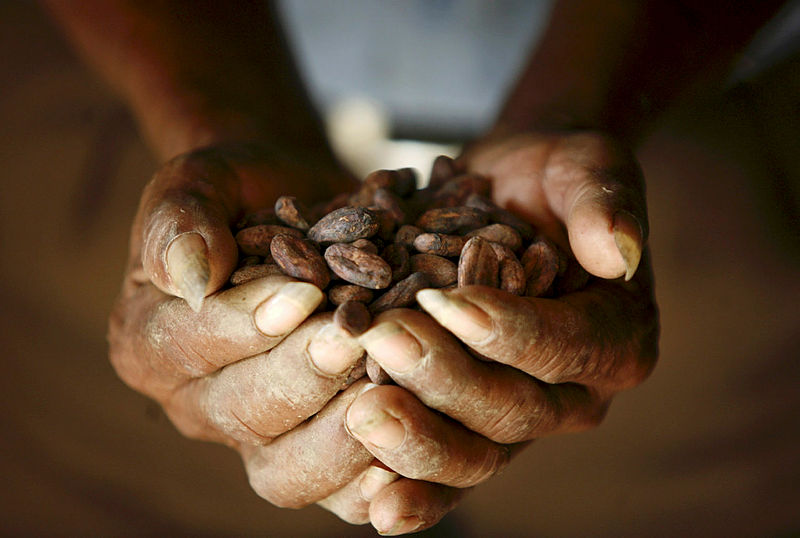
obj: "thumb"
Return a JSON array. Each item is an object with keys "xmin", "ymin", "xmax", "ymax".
[
  {"xmin": 545, "ymin": 134, "xmax": 648, "ymax": 280},
  {"xmin": 138, "ymin": 150, "xmax": 240, "ymax": 311}
]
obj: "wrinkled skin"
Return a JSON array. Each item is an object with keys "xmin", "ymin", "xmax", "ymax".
[{"xmin": 108, "ymin": 132, "xmax": 658, "ymax": 535}]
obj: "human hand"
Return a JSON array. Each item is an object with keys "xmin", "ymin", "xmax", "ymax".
[{"xmin": 344, "ymin": 132, "xmax": 659, "ymax": 533}]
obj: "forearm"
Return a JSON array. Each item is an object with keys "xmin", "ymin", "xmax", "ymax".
[
  {"xmin": 496, "ymin": 0, "xmax": 785, "ymax": 143},
  {"xmin": 44, "ymin": 0, "xmax": 332, "ymax": 162}
]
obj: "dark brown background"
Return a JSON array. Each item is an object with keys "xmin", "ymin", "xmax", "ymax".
[{"xmin": 1, "ymin": 3, "xmax": 798, "ymax": 536}]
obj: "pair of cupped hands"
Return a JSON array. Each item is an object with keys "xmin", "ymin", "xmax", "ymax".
[{"xmin": 109, "ymin": 131, "xmax": 658, "ymax": 535}]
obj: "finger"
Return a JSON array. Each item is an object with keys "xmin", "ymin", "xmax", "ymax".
[
  {"xmin": 369, "ymin": 478, "xmax": 467, "ymax": 535},
  {"xmin": 242, "ymin": 380, "xmax": 374, "ymax": 509},
  {"xmin": 167, "ymin": 312, "xmax": 366, "ymax": 444},
  {"xmin": 416, "ymin": 283, "xmax": 658, "ymax": 391},
  {"xmin": 109, "ymin": 276, "xmax": 324, "ymax": 398},
  {"xmin": 360, "ymin": 309, "xmax": 607, "ymax": 443},
  {"xmin": 345, "ymin": 385, "xmax": 510, "ymax": 487},
  {"xmin": 542, "ymin": 133, "xmax": 647, "ymax": 280},
  {"xmin": 138, "ymin": 150, "xmax": 241, "ymax": 310},
  {"xmin": 317, "ymin": 462, "xmax": 399, "ymax": 525}
]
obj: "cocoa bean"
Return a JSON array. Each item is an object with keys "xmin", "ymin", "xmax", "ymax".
[
  {"xmin": 324, "ymin": 243, "xmax": 392, "ymax": 289},
  {"xmin": 274, "ymin": 195, "xmax": 312, "ymax": 231},
  {"xmin": 235, "ymin": 208, "xmax": 278, "ymax": 230},
  {"xmin": 432, "ymin": 173, "xmax": 491, "ymax": 207},
  {"xmin": 308, "ymin": 206, "xmax": 380, "ymax": 244},
  {"xmin": 382, "ymin": 243, "xmax": 411, "ymax": 282},
  {"xmin": 458, "ymin": 236, "xmax": 499, "ymax": 288},
  {"xmin": 270, "ymin": 234, "xmax": 330, "ymax": 289},
  {"xmin": 373, "ymin": 188, "xmax": 406, "ymax": 224},
  {"xmin": 344, "ymin": 355, "xmax": 368, "ymax": 387},
  {"xmin": 464, "ymin": 193, "xmax": 535, "ymax": 241},
  {"xmin": 521, "ymin": 238, "xmax": 560, "ymax": 297},
  {"xmin": 229, "ymin": 263, "xmax": 286, "ymax": 286},
  {"xmin": 490, "ymin": 243, "xmax": 525, "ymax": 295},
  {"xmin": 428, "ymin": 155, "xmax": 459, "ymax": 190},
  {"xmin": 333, "ymin": 300, "xmax": 372, "ymax": 336},
  {"xmin": 553, "ymin": 258, "xmax": 591, "ymax": 295},
  {"xmin": 366, "ymin": 356, "xmax": 393, "ymax": 385},
  {"xmin": 310, "ymin": 192, "xmax": 350, "ymax": 221},
  {"xmin": 409, "ymin": 254, "xmax": 458, "ymax": 287},
  {"xmin": 369, "ymin": 272, "xmax": 429, "ymax": 314},
  {"xmin": 350, "ymin": 238, "xmax": 379, "ymax": 254},
  {"xmin": 235, "ymin": 224, "xmax": 304, "ymax": 256},
  {"xmin": 395, "ymin": 225, "xmax": 423, "ymax": 248},
  {"xmin": 394, "ymin": 168, "xmax": 418, "ymax": 197},
  {"xmin": 370, "ymin": 207, "xmax": 398, "ymax": 240},
  {"xmin": 416, "ymin": 206, "xmax": 488, "ymax": 234},
  {"xmin": 238, "ymin": 255, "xmax": 262, "ymax": 268},
  {"xmin": 327, "ymin": 284, "xmax": 374, "ymax": 305},
  {"xmin": 466, "ymin": 223, "xmax": 522, "ymax": 251},
  {"xmin": 413, "ymin": 233, "xmax": 467, "ymax": 257}
]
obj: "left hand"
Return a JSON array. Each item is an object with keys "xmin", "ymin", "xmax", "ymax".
[{"xmin": 343, "ymin": 131, "xmax": 660, "ymax": 533}]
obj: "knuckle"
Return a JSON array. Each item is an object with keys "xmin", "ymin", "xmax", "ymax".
[
  {"xmin": 247, "ymin": 469, "xmax": 309, "ymax": 510},
  {"xmin": 145, "ymin": 301, "xmax": 216, "ymax": 378}
]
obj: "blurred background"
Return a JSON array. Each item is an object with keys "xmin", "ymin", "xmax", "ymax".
[{"xmin": 1, "ymin": 1, "xmax": 798, "ymax": 535}]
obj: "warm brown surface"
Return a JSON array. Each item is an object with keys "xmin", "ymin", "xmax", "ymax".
[{"xmin": 1, "ymin": 3, "xmax": 798, "ymax": 536}]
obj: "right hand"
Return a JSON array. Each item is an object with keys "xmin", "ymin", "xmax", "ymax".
[{"xmin": 107, "ymin": 143, "xmax": 467, "ymax": 530}]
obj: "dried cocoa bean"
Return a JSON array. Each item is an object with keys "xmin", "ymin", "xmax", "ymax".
[
  {"xmin": 369, "ymin": 272, "xmax": 429, "ymax": 314},
  {"xmin": 350, "ymin": 238, "xmax": 379, "ymax": 254},
  {"xmin": 416, "ymin": 206, "xmax": 488, "ymax": 234},
  {"xmin": 432, "ymin": 173, "xmax": 491, "ymax": 207},
  {"xmin": 428, "ymin": 155, "xmax": 459, "ymax": 190},
  {"xmin": 238, "ymin": 255, "xmax": 262, "ymax": 268},
  {"xmin": 229, "ymin": 263, "xmax": 286, "ymax": 286},
  {"xmin": 370, "ymin": 207, "xmax": 398, "ymax": 240},
  {"xmin": 327, "ymin": 284, "xmax": 374, "ymax": 305},
  {"xmin": 274, "ymin": 195, "xmax": 312, "ymax": 231},
  {"xmin": 373, "ymin": 188, "xmax": 406, "ymax": 224},
  {"xmin": 553, "ymin": 258, "xmax": 591, "ymax": 295},
  {"xmin": 395, "ymin": 225, "xmax": 423, "ymax": 248},
  {"xmin": 366, "ymin": 356, "xmax": 393, "ymax": 385},
  {"xmin": 413, "ymin": 233, "xmax": 467, "ymax": 257},
  {"xmin": 409, "ymin": 254, "xmax": 458, "ymax": 287},
  {"xmin": 324, "ymin": 243, "xmax": 392, "ymax": 289},
  {"xmin": 521, "ymin": 237, "xmax": 560, "ymax": 297},
  {"xmin": 270, "ymin": 234, "xmax": 330, "ymax": 289},
  {"xmin": 490, "ymin": 243, "xmax": 525, "ymax": 295},
  {"xmin": 464, "ymin": 194, "xmax": 535, "ymax": 241},
  {"xmin": 235, "ymin": 224, "xmax": 304, "ymax": 256},
  {"xmin": 394, "ymin": 168, "xmax": 418, "ymax": 197},
  {"xmin": 308, "ymin": 206, "xmax": 380, "ymax": 244},
  {"xmin": 236, "ymin": 208, "xmax": 278, "ymax": 230},
  {"xmin": 333, "ymin": 300, "xmax": 372, "ymax": 336},
  {"xmin": 382, "ymin": 243, "xmax": 411, "ymax": 282},
  {"xmin": 310, "ymin": 192, "xmax": 350, "ymax": 221},
  {"xmin": 458, "ymin": 236, "xmax": 500, "ymax": 288},
  {"xmin": 466, "ymin": 224, "xmax": 522, "ymax": 251}
]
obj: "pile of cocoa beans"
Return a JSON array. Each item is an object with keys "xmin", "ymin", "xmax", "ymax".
[{"xmin": 230, "ymin": 155, "xmax": 589, "ymax": 382}]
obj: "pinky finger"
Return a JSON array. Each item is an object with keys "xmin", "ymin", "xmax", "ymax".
[{"xmin": 369, "ymin": 479, "xmax": 467, "ymax": 535}]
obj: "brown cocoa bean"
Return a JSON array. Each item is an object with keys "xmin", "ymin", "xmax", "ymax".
[
  {"xmin": 553, "ymin": 258, "xmax": 591, "ymax": 295},
  {"xmin": 270, "ymin": 234, "xmax": 330, "ymax": 289},
  {"xmin": 428, "ymin": 155, "xmax": 459, "ymax": 190},
  {"xmin": 464, "ymin": 193, "xmax": 535, "ymax": 241},
  {"xmin": 382, "ymin": 243, "xmax": 411, "ymax": 282},
  {"xmin": 458, "ymin": 236, "xmax": 500, "ymax": 288},
  {"xmin": 373, "ymin": 188, "xmax": 407, "ymax": 224},
  {"xmin": 350, "ymin": 238, "xmax": 379, "ymax": 254},
  {"xmin": 310, "ymin": 192, "xmax": 350, "ymax": 221},
  {"xmin": 333, "ymin": 300, "xmax": 372, "ymax": 336},
  {"xmin": 274, "ymin": 195, "xmax": 312, "ymax": 231},
  {"xmin": 369, "ymin": 272, "xmax": 430, "ymax": 314},
  {"xmin": 238, "ymin": 255, "xmax": 262, "ymax": 268},
  {"xmin": 308, "ymin": 206, "xmax": 380, "ymax": 244},
  {"xmin": 489, "ymin": 243, "xmax": 525, "ymax": 295},
  {"xmin": 235, "ymin": 224, "xmax": 304, "ymax": 256},
  {"xmin": 324, "ymin": 243, "xmax": 392, "ymax": 289},
  {"xmin": 432, "ymin": 173, "xmax": 491, "ymax": 207},
  {"xmin": 366, "ymin": 356, "xmax": 393, "ymax": 385},
  {"xmin": 395, "ymin": 225, "xmax": 423, "ymax": 248},
  {"xmin": 229, "ymin": 263, "xmax": 286, "ymax": 286},
  {"xmin": 344, "ymin": 355, "xmax": 368, "ymax": 387},
  {"xmin": 466, "ymin": 224, "xmax": 522, "ymax": 251},
  {"xmin": 394, "ymin": 168, "xmax": 418, "ymax": 197},
  {"xmin": 521, "ymin": 238, "xmax": 560, "ymax": 297},
  {"xmin": 416, "ymin": 206, "xmax": 488, "ymax": 234},
  {"xmin": 327, "ymin": 284, "xmax": 374, "ymax": 305},
  {"xmin": 370, "ymin": 207, "xmax": 398, "ymax": 240},
  {"xmin": 235, "ymin": 208, "xmax": 278, "ymax": 230},
  {"xmin": 409, "ymin": 254, "xmax": 457, "ymax": 287},
  {"xmin": 413, "ymin": 233, "xmax": 467, "ymax": 257}
]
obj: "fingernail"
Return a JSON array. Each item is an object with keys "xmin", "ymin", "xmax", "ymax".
[
  {"xmin": 416, "ymin": 288, "xmax": 492, "ymax": 342},
  {"xmin": 613, "ymin": 211, "xmax": 643, "ymax": 281},
  {"xmin": 359, "ymin": 322, "xmax": 422, "ymax": 373},
  {"xmin": 359, "ymin": 465, "xmax": 399, "ymax": 502},
  {"xmin": 307, "ymin": 323, "xmax": 364, "ymax": 375},
  {"xmin": 346, "ymin": 405, "xmax": 405, "ymax": 450},
  {"xmin": 166, "ymin": 232, "xmax": 210, "ymax": 312},
  {"xmin": 380, "ymin": 516, "xmax": 422, "ymax": 536},
  {"xmin": 254, "ymin": 282, "xmax": 323, "ymax": 336}
]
